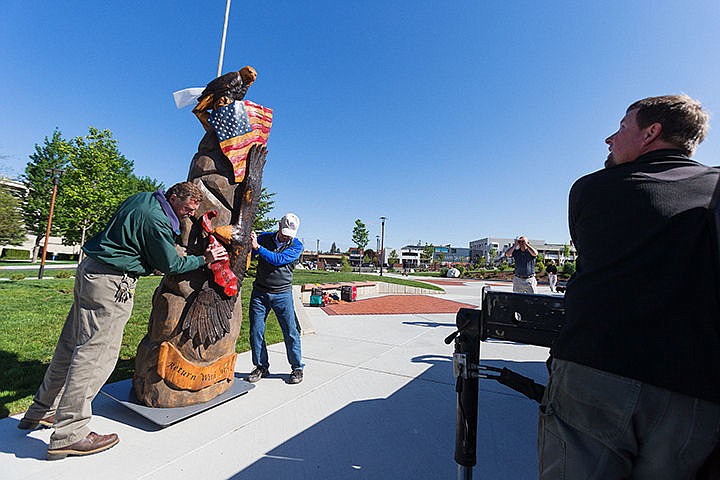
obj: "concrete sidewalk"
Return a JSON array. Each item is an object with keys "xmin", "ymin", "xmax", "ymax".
[{"xmin": 1, "ymin": 280, "xmax": 552, "ymax": 480}]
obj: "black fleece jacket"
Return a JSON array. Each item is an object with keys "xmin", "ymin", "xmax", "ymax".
[{"xmin": 552, "ymin": 149, "xmax": 720, "ymax": 403}]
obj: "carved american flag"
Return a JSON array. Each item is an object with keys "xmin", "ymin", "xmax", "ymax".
[{"xmin": 208, "ymin": 100, "xmax": 272, "ymax": 183}]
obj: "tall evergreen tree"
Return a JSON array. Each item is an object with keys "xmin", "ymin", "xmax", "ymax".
[
  {"xmin": 253, "ymin": 188, "xmax": 277, "ymax": 231},
  {"xmin": 0, "ymin": 184, "xmax": 27, "ymax": 245},
  {"xmin": 21, "ymin": 129, "xmax": 71, "ymax": 261}
]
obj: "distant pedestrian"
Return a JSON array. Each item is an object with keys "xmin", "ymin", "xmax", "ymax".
[
  {"xmin": 546, "ymin": 259, "xmax": 558, "ymax": 292},
  {"xmin": 505, "ymin": 235, "xmax": 538, "ymax": 293}
]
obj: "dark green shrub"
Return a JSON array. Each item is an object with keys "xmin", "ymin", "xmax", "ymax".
[
  {"xmin": 562, "ymin": 261, "xmax": 576, "ymax": 276},
  {"xmin": 55, "ymin": 270, "xmax": 73, "ymax": 279},
  {"xmin": 2, "ymin": 248, "xmax": 31, "ymax": 260}
]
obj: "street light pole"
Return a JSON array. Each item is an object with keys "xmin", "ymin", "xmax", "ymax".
[
  {"xmin": 376, "ymin": 235, "xmax": 380, "ymax": 266},
  {"xmin": 379, "ymin": 216, "xmax": 386, "ymax": 277},
  {"xmin": 38, "ymin": 168, "xmax": 64, "ymax": 279}
]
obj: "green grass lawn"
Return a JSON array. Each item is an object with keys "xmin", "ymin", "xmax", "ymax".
[
  {"xmin": 0, "ymin": 270, "xmax": 439, "ymax": 417},
  {"xmin": 0, "ymin": 260, "xmax": 79, "ymax": 279}
]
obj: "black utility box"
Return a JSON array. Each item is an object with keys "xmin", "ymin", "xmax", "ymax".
[{"xmin": 341, "ymin": 285, "xmax": 357, "ymax": 302}]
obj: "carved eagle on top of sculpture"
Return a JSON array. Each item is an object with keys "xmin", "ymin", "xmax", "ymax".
[{"xmin": 192, "ymin": 66, "xmax": 258, "ymax": 130}]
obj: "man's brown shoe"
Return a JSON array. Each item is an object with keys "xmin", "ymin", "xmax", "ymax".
[
  {"xmin": 47, "ymin": 432, "xmax": 119, "ymax": 460},
  {"xmin": 17, "ymin": 414, "xmax": 55, "ymax": 430}
]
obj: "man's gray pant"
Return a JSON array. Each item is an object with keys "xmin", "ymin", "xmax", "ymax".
[
  {"xmin": 24, "ymin": 257, "xmax": 136, "ymax": 449},
  {"xmin": 538, "ymin": 358, "xmax": 720, "ymax": 479}
]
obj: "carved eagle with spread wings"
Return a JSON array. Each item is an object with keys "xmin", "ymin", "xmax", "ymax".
[{"xmin": 183, "ymin": 286, "xmax": 236, "ymax": 348}]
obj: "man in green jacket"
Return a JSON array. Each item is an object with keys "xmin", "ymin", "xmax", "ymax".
[{"xmin": 17, "ymin": 182, "xmax": 228, "ymax": 460}]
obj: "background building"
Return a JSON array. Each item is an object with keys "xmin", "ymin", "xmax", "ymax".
[
  {"xmin": 399, "ymin": 245, "xmax": 423, "ymax": 268},
  {"xmin": 470, "ymin": 236, "xmax": 576, "ymax": 265}
]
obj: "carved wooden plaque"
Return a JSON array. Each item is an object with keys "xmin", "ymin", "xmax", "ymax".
[{"xmin": 157, "ymin": 341, "xmax": 236, "ymax": 391}]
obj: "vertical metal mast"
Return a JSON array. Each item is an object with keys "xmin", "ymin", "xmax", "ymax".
[{"xmin": 217, "ymin": 0, "xmax": 232, "ymax": 77}]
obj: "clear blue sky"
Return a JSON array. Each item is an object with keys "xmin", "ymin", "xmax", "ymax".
[{"xmin": 2, "ymin": 1, "xmax": 719, "ymax": 253}]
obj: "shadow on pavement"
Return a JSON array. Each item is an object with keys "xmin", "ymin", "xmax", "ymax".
[{"xmin": 230, "ymin": 356, "xmax": 546, "ymax": 480}]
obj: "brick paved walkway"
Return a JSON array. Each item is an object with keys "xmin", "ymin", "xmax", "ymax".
[{"xmin": 321, "ymin": 294, "xmax": 475, "ymax": 315}]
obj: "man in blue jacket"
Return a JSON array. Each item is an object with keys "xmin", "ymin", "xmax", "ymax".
[{"xmin": 247, "ymin": 213, "xmax": 305, "ymax": 384}]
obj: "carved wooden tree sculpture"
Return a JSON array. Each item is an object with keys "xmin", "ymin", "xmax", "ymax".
[{"xmin": 133, "ymin": 66, "xmax": 271, "ymax": 407}]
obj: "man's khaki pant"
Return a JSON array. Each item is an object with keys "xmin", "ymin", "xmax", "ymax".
[
  {"xmin": 512, "ymin": 274, "xmax": 537, "ymax": 293},
  {"xmin": 25, "ymin": 257, "xmax": 136, "ymax": 449}
]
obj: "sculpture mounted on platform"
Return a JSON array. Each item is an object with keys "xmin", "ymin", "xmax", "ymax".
[{"xmin": 133, "ymin": 66, "xmax": 273, "ymax": 407}]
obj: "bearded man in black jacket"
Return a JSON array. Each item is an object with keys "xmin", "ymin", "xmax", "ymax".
[{"xmin": 539, "ymin": 94, "xmax": 720, "ymax": 479}]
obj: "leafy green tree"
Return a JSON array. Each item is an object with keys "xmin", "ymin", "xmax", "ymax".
[
  {"xmin": 421, "ymin": 244, "xmax": 434, "ymax": 263},
  {"xmin": 21, "ymin": 129, "xmax": 72, "ymax": 261},
  {"xmin": 351, "ymin": 219, "xmax": 369, "ymax": 271},
  {"xmin": 56, "ymin": 128, "xmax": 142, "ymax": 246},
  {"xmin": 562, "ymin": 261, "xmax": 576, "ymax": 276},
  {"xmin": 0, "ymin": 185, "xmax": 26, "ymax": 245},
  {"xmin": 340, "ymin": 255, "xmax": 352, "ymax": 272},
  {"xmin": 253, "ymin": 188, "xmax": 277, "ymax": 231},
  {"xmin": 536, "ymin": 252, "xmax": 545, "ymax": 273},
  {"xmin": 330, "ymin": 242, "xmax": 339, "ymax": 254},
  {"xmin": 351, "ymin": 219, "xmax": 369, "ymax": 250},
  {"xmin": 127, "ymin": 175, "xmax": 163, "ymax": 194},
  {"xmin": 563, "ymin": 243, "xmax": 571, "ymax": 262},
  {"xmin": 388, "ymin": 249, "xmax": 399, "ymax": 266}
]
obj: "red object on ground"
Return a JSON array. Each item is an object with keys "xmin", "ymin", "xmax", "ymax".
[
  {"xmin": 321, "ymin": 295, "xmax": 475, "ymax": 316},
  {"xmin": 201, "ymin": 211, "xmax": 238, "ymax": 297}
]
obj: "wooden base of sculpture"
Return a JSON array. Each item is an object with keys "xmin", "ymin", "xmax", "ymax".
[{"xmin": 133, "ymin": 269, "xmax": 242, "ymax": 407}]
